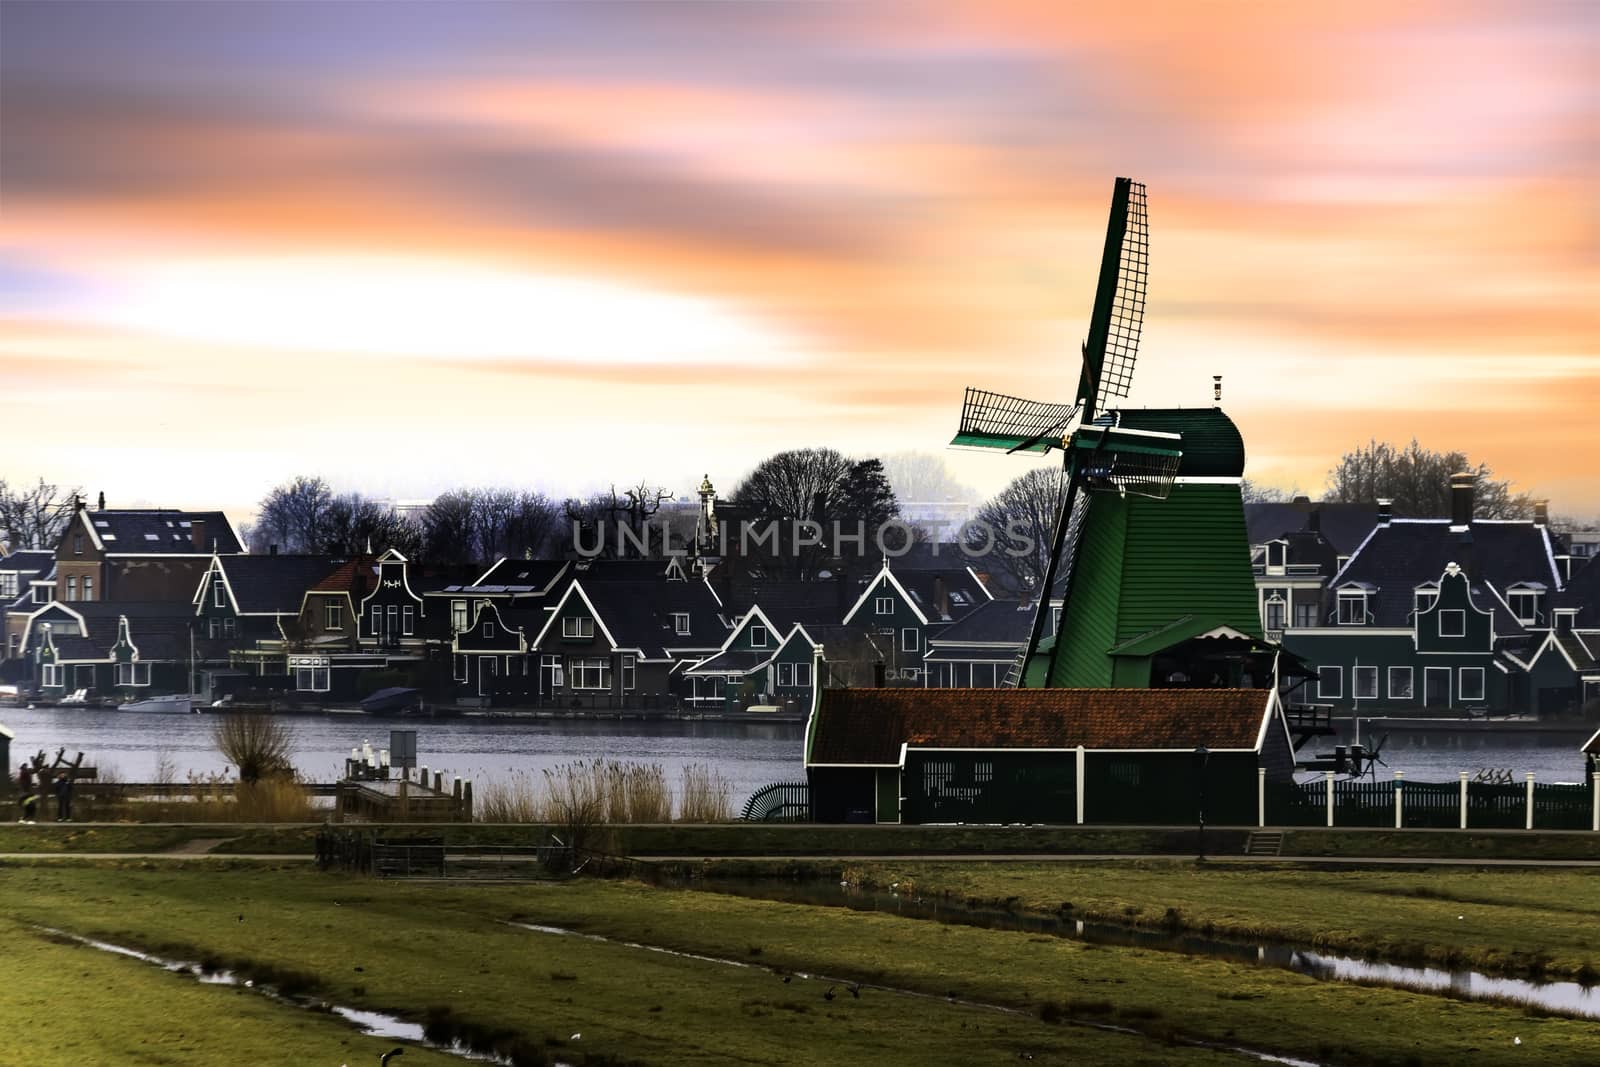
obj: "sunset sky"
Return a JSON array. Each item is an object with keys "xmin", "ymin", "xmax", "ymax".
[{"xmin": 3, "ymin": 1, "xmax": 1596, "ymax": 520}]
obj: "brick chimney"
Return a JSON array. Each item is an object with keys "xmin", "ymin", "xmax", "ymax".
[
  {"xmin": 1534, "ymin": 501, "xmax": 1549, "ymax": 527},
  {"xmin": 96, "ymin": 491, "xmax": 105, "ymax": 511},
  {"xmin": 1449, "ymin": 473, "xmax": 1475, "ymax": 529},
  {"xmin": 1376, "ymin": 498, "xmax": 1393, "ymax": 525},
  {"xmin": 190, "ymin": 518, "xmax": 207, "ymax": 552}
]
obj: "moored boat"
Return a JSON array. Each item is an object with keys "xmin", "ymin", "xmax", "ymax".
[{"xmin": 118, "ymin": 694, "xmax": 199, "ymax": 714}]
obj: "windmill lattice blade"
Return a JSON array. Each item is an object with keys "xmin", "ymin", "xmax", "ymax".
[
  {"xmin": 953, "ymin": 387, "xmax": 1079, "ymax": 453},
  {"xmin": 1096, "ymin": 180, "xmax": 1147, "ymax": 403}
]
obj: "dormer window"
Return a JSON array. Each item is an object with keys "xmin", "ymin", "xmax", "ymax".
[
  {"xmin": 1414, "ymin": 586, "xmax": 1438, "ymax": 615},
  {"xmin": 672, "ymin": 613, "xmax": 691, "ymax": 635},
  {"xmin": 1508, "ymin": 591, "xmax": 1538, "ymax": 624},
  {"xmin": 1336, "ymin": 592, "xmax": 1367, "ymax": 625},
  {"xmin": 1555, "ymin": 609, "xmax": 1577, "ymax": 634},
  {"xmin": 749, "ymin": 624, "xmax": 768, "ymax": 648},
  {"xmin": 562, "ymin": 616, "xmax": 594, "ymax": 639},
  {"xmin": 1265, "ymin": 541, "xmax": 1286, "ymax": 570}
]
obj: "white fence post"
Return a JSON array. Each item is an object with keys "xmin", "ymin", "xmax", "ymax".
[
  {"xmin": 1592, "ymin": 773, "xmax": 1599, "ymax": 833},
  {"xmin": 1257, "ymin": 767, "xmax": 1266, "ymax": 828},
  {"xmin": 1075, "ymin": 745, "xmax": 1085, "ymax": 825},
  {"xmin": 1394, "ymin": 771, "xmax": 1404, "ymax": 830},
  {"xmin": 1459, "ymin": 771, "xmax": 1469, "ymax": 830},
  {"xmin": 1525, "ymin": 773, "xmax": 1535, "ymax": 831},
  {"xmin": 1325, "ymin": 770, "xmax": 1335, "ymax": 828}
]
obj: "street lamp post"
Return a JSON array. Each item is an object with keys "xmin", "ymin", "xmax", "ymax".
[{"xmin": 1193, "ymin": 745, "xmax": 1210, "ymax": 861}]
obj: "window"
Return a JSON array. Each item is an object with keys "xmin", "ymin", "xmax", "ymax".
[
  {"xmin": 795, "ymin": 661, "xmax": 812, "ymax": 687},
  {"xmin": 370, "ymin": 605, "xmax": 383, "ymax": 637},
  {"xmin": 32, "ymin": 585, "xmax": 49, "ymax": 604},
  {"xmin": 402, "ymin": 606, "xmax": 415, "ymax": 635},
  {"xmin": 621, "ymin": 653, "xmax": 636, "ymax": 691},
  {"xmin": 81, "ymin": 576, "xmax": 94, "ymax": 601},
  {"xmin": 295, "ymin": 666, "xmax": 330, "ymax": 692},
  {"xmin": 540, "ymin": 654, "xmax": 563, "ymax": 691},
  {"xmin": 1052, "ymin": 606, "xmax": 1063, "ymax": 634},
  {"xmin": 1414, "ymin": 587, "xmax": 1438, "ymax": 614},
  {"xmin": 387, "ymin": 605, "xmax": 399, "ymax": 638},
  {"xmin": 222, "ymin": 617, "xmax": 236, "ymax": 638},
  {"xmin": 213, "ymin": 579, "xmax": 226, "ymax": 608},
  {"xmin": 1459, "ymin": 667, "xmax": 1486, "ymax": 702},
  {"xmin": 777, "ymin": 662, "xmax": 794, "ymax": 687},
  {"xmin": 1336, "ymin": 594, "xmax": 1366, "ymax": 625},
  {"xmin": 1266, "ymin": 542, "xmax": 1286, "ymax": 569},
  {"xmin": 483, "ymin": 621, "xmax": 495, "ymax": 639},
  {"xmin": 672, "ymin": 612, "xmax": 690, "ymax": 635},
  {"xmin": 325, "ymin": 602, "xmax": 343, "ymax": 630},
  {"xmin": 451, "ymin": 600, "xmax": 468, "ymax": 634},
  {"xmin": 875, "ymin": 596, "xmax": 894, "ymax": 615},
  {"xmin": 41, "ymin": 663, "xmax": 62, "ymax": 687},
  {"xmin": 562, "ymin": 616, "xmax": 595, "ymax": 639},
  {"xmin": 1353, "ymin": 666, "xmax": 1377, "ymax": 700},
  {"xmin": 1293, "ymin": 602, "xmax": 1317, "ymax": 629},
  {"xmin": 901, "ymin": 627, "xmax": 920, "ymax": 653},
  {"xmin": 74, "ymin": 534, "xmax": 84, "ymax": 556},
  {"xmin": 454, "ymin": 654, "xmax": 468, "ymax": 682},
  {"xmin": 749, "ymin": 624, "xmax": 768, "ymax": 648},
  {"xmin": 1439, "ymin": 610, "xmax": 1465, "ymax": 637},
  {"xmin": 116, "ymin": 662, "xmax": 151, "ymax": 686},
  {"xmin": 66, "ymin": 576, "xmax": 77, "ymax": 602},
  {"xmin": 1509, "ymin": 592, "xmax": 1538, "ymax": 624},
  {"xmin": 568, "ymin": 656, "xmax": 612, "ymax": 690},
  {"xmin": 1388, "ymin": 667, "xmax": 1414, "ymax": 700},
  {"xmin": 208, "ymin": 617, "xmax": 222, "ymax": 639},
  {"xmin": 0, "ymin": 573, "xmax": 15, "ymax": 598},
  {"xmin": 1264, "ymin": 596, "xmax": 1285, "ymax": 632},
  {"xmin": 1318, "ymin": 665, "xmax": 1343, "ymax": 699}
]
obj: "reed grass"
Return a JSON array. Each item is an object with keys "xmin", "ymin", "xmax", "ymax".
[
  {"xmin": 474, "ymin": 760, "xmax": 724, "ymax": 824},
  {"xmin": 678, "ymin": 762, "xmax": 732, "ymax": 823}
]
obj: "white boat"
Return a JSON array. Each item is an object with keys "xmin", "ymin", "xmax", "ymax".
[{"xmin": 118, "ymin": 694, "xmax": 199, "ymax": 714}]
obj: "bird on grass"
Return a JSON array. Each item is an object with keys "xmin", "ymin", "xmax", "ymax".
[
  {"xmin": 823, "ymin": 986, "xmax": 837, "ymax": 1002},
  {"xmin": 848, "ymin": 983, "xmax": 861, "ymax": 999},
  {"xmin": 380, "ymin": 1049, "xmax": 404, "ymax": 1066}
]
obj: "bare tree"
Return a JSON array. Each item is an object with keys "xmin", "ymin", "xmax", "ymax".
[
  {"xmin": 1324, "ymin": 439, "xmax": 1531, "ymax": 519},
  {"xmin": 506, "ymin": 491, "xmax": 560, "ymax": 559},
  {"xmin": 880, "ymin": 451, "xmax": 977, "ymax": 503},
  {"xmin": 967, "ymin": 466, "xmax": 1066, "ymax": 592},
  {"xmin": 253, "ymin": 475, "xmax": 333, "ymax": 553},
  {"xmin": 319, "ymin": 492, "xmax": 422, "ymax": 556},
  {"xmin": 211, "ymin": 713, "xmax": 295, "ymax": 784},
  {"xmin": 1241, "ymin": 479, "xmax": 1299, "ymax": 504},
  {"xmin": 0, "ymin": 477, "xmax": 80, "ymax": 551},
  {"xmin": 422, "ymin": 490, "xmax": 478, "ymax": 564},
  {"xmin": 563, "ymin": 481, "xmax": 672, "ymax": 558}
]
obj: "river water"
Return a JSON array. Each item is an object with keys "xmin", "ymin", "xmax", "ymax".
[{"xmin": 1, "ymin": 706, "xmax": 1591, "ymax": 807}]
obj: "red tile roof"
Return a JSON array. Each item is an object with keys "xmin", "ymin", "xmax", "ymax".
[
  {"xmin": 808, "ymin": 687, "xmax": 1273, "ymax": 765},
  {"xmin": 310, "ymin": 556, "xmax": 378, "ymax": 594}
]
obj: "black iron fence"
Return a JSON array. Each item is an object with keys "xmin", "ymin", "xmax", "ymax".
[{"xmin": 740, "ymin": 781, "xmax": 811, "ymax": 822}]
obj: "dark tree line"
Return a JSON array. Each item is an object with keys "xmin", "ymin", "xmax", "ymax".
[
  {"xmin": 1323, "ymin": 439, "xmax": 1532, "ymax": 519},
  {"xmin": 0, "ymin": 477, "xmax": 80, "ymax": 552},
  {"xmin": 727, "ymin": 448, "xmax": 901, "ymax": 574}
]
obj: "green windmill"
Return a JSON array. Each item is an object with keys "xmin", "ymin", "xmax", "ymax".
[{"xmin": 954, "ymin": 178, "xmax": 1268, "ymax": 692}]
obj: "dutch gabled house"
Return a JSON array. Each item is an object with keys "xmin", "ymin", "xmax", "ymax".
[
  {"xmin": 53, "ymin": 497, "xmax": 243, "ymax": 607},
  {"xmin": 24, "ymin": 602, "xmax": 194, "ymax": 700},
  {"xmin": 1, "ymin": 549, "xmax": 55, "ymax": 672},
  {"xmin": 450, "ymin": 599, "xmax": 531, "ymax": 698},
  {"xmin": 1247, "ymin": 499, "xmax": 1382, "ymax": 641},
  {"xmin": 192, "ymin": 552, "xmax": 342, "ymax": 671},
  {"xmin": 424, "ymin": 558, "xmax": 570, "ymax": 645},
  {"xmin": 1283, "ymin": 474, "xmax": 1565, "ymax": 714},
  {"xmin": 1512, "ymin": 554, "xmax": 1600, "ymax": 715},
  {"xmin": 922, "ymin": 599, "xmax": 1032, "ymax": 688},
  {"xmin": 838, "ymin": 558, "xmax": 991, "ymax": 685},
  {"xmin": 682, "ymin": 605, "xmax": 820, "ymax": 712}
]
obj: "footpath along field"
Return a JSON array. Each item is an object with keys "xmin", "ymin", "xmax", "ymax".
[{"xmin": 0, "ymin": 861, "xmax": 1594, "ymax": 1065}]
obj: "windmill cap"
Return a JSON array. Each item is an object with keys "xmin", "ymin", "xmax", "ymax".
[{"xmin": 1111, "ymin": 408, "xmax": 1245, "ymax": 477}]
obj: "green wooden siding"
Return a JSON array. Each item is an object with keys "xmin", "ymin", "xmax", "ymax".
[{"xmin": 875, "ymin": 768, "xmax": 901, "ymax": 823}]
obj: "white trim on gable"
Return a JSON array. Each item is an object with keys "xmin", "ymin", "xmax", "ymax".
[
  {"xmin": 450, "ymin": 599, "xmax": 529, "ymax": 654},
  {"xmin": 842, "ymin": 562, "xmax": 929, "ymax": 626},
  {"xmin": 18, "ymin": 601, "xmax": 90, "ymax": 656},
  {"xmin": 528, "ymin": 581, "xmax": 620, "ymax": 651},
  {"xmin": 75, "ymin": 509, "xmax": 105, "ymax": 552}
]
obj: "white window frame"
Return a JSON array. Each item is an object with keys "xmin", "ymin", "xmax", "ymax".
[
  {"xmin": 875, "ymin": 596, "xmax": 894, "ymax": 616},
  {"xmin": 1318, "ymin": 665, "xmax": 1343, "ymax": 700},
  {"xmin": 1414, "ymin": 588, "xmax": 1438, "ymax": 615},
  {"xmin": 370, "ymin": 605, "xmax": 383, "ymax": 636},
  {"xmin": 117, "ymin": 661, "xmax": 151, "ymax": 687},
  {"xmin": 41, "ymin": 663, "xmax": 62, "ymax": 687},
  {"xmin": 749, "ymin": 624, "xmax": 768, "ymax": 648},
  {"xmin": 0, "ymin": 573, "xmax": 15, "ymax": 598},
  {"xmin": 295, "ymin": 666, "xmax": 330, "ymax": 692},
  {"xmin": 208, "ymin": 617, "xmax": 222, "ymax": 639},
  {"xmin": 777, "ymin": 661, "xmax": 794, "ymax": 687},
  {"xmin": 213, "ymin": 579, "xmax": 226, "ymax": 608},
  {"xmin": 672, "ymin": 612, "xmax": 691, "ymax": 635},
  {"xmin": 621, "ymin": 653, "xmax": 636, "ymax": 691},
  {"xmin": 484, "ymin": 621, "xmax": 495, "ymax": 639},
  {"xmin": 1509, "ymin": 592, "xmax": 1537, "ymax": 624},
  {"xmin": 562, "ymin": 616, "xmax": 595, "ymax": 640},
  {"xmin": 222, "ymin": 616, "xmax": 236, "ymax": 638},
  {"xmin": 795, "ymin": 661, "xmax": 812, "ymax": 687},
  {"xmin": 1353, "ymin": 666, "xmax": 1377, "ymax": 700},
  {"xmin": 1388, "ymin": 666, "xmax": 1414, "ymax": 700},
  {"xmin": 1439, "ymin": 610, "xmax": 1465, "ymax": 637},
  {"xmin": 82, "ymin": 576, "xmax": 94, "ymax": 602},
  {"xmin": 325, "ymin": 601, "xmax": 342, "ymax": 630},
  {"xmin": 568, "ymin": 656, "xmax": 612, "ymax": 690},
  {"xmin": 1264, "ymin": 595, "xmax": 1286, "ymax": 632},
  {"xmin": 1459, "ymin": 667, "xmax": 1486, "ymax": 702},
  {"xmin": 32, "ymin": 585, "xmax": 48, "ymax": 604},
  {"xmin": 66, "ymin": 576, "xmax": 78, "ymax": 602},
  {"xmin": 451, "ymin": 600, "xmax": 468, "ymax": 634},
  {"xmin": 540, "ymin": 654, "xmax": 563, "ymax": 691},
  {"xmin": 402, "ymin": 605, "xmax": 415, "ymax": 635},
  {"xmin": 454, "ymin": 654, "xmax": 468, "ymax": 682},
  {"xmin": 1293, "ymin": 601, "xmax": 1317, "ymax": 629},
  {"xmin": 901, "ymin": 627, "xmax": 920, "ymax": 653},
  {"xmin": 1336, "ymin": 594, "xmax": 1366, "ymax": 626}
]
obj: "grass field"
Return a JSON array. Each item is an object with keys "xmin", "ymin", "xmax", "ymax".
[
  {"xmin": 826, "ymin": 860, "xmax": 1600, "ymax": 980},
  {"xmin": 0, "ymin": 861, "xmax": 1594, "ymax": 1065}
]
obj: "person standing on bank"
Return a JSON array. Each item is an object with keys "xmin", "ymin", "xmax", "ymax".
[
  {"xmin": 54, "ymin": 771, "xmax": 73, "ymax": 822},
  {"xmin": 17, "ymin": 764, "xmax": 39, "ymax": 824}
]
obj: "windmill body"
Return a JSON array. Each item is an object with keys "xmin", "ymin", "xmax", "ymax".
[{"xmin": 954, "ymin": 178, "xmax": 1273, "ymax": 693}]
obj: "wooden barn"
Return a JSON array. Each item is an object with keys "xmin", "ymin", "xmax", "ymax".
[{"xmin": 805, "ymin": 686, "xmax": 1296, "ymax": 825}]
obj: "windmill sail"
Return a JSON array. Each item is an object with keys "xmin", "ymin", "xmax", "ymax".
[
  {"xmin": 1079, "ymin": 178, "xmax": 1148, "ymax": 418},
  {"xmin": 952, "ymin": 387, "xmax": 1079, "ymax": 454}
]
